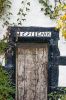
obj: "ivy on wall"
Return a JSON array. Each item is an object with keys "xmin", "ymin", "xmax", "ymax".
[
  {"xmin": 17, "ymin": 0, "xmax": 30, "ymax": 26},
  {"xmin": 0, "ymin": 0, "xmax": 30, "ymax": 26},
  {"xmin": 39, "ymin": 0, "xmax": 54, "ymax": 19},
  {"xmin": 0, "ymin": 0, "xmax": 31, "ymax": 55},
  {"xmin": 0, "ymin": 0, "xmax": 12, "ymax": 27},
  {"xmin": 0, "ymin": 0, "xmax": 12, "ymax": 18},
  {"xmin": 39, "ymin": 0, "xmax": 66, "ymax": 39},
  {"xmin": 0, "ymin": 0, "xmax": 30, "ymax": 53}
]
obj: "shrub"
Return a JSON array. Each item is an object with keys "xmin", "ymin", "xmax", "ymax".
[{"xmin": 0, "ymin": 65, "xmax": 15, "ymax": 100}]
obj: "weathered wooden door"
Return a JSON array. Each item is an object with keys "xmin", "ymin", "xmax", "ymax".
[{"xmin": 16, "ymin": 43, "xmax": 48, "ymax": 100}]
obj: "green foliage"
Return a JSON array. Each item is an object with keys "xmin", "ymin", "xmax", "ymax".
[
  {"xmin": 0, "ymin": 39, "xmax": 8, "ymax": 54},
  {"xmin": 0, "ymin": 0, "xmax": 31, "ymax": 26},
  {"xmin": 0, "ymin": 0, "xmax": 12, "ymax": 27},
  {"xmin": 39, "ymin": 0, "xmax": 64, "ymax": 19},
  {"xmin": 61, "ymin": 94, "xmax": 66, "ymax": 100},
  {"xmin": 17, "ymin": 0, "xmax": 30, "ymax": 25},
  {"xmin": 0, "ymin": 0, "xmax": 30, "ymax": 26},
  {"xmin": 0, "ymin": 65, "xmax": 15, "ymax": 100},
  {"xmin": 39, "ymin": 0, "xmax": 54, "ymax": 19},
  {"xmin": 0, "ymin": 0, "xmax": 12, "ymax": 18},
  {"xmin": 48, "ymin": 89, "xmax": 66, "ymax": 100}
]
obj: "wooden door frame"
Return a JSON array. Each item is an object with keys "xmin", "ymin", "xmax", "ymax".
[{"xmin": 7, "ymin": 27, "xmax": 60, "ymax": 99}]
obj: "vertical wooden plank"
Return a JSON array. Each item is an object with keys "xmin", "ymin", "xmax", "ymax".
[
  {"xmin": 16, "ymin": 43, "xmax": 48, "ymax": 100},
  {"xmin": 16, "ymin": 48, "xmax": 18, "ymax": 100},
  {"xmin": 18, "ymin": 49, "xmax": 25, "ymax": 100}
]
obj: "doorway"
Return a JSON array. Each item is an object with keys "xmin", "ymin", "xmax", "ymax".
[{"xmin": 16, "ymin": 43, "xmax": 48, "ymax": 100}]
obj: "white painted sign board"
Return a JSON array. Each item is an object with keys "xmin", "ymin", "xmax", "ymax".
[{"xmin": 17, "ymin": 32, "xmax": 51, "ymax": 37}]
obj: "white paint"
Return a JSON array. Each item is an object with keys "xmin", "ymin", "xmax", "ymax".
[
  {"xmin": 58, "ymin": 65, "xmax": 66, "ymax": 87},
  {"xmin": 0, "ymin": 0, "xmax": 66, "ymax": 87}
]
